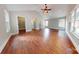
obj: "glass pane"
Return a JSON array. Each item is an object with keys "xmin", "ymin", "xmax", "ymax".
[
  {"xmin": 45, "ymin": 21, "xmax": 48, "ymax": 26},
  {"xmin": 4, "ymin": 10, "xmax": 10, "ymax": 32},
  {"xmin": 59, "ymin": 19, "xmax": 65, "ymax": 28}
]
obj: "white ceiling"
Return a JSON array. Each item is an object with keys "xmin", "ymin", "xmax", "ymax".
[{"xmin": 5, "ymin": 4, "xmax": 76, "ymax": 18}]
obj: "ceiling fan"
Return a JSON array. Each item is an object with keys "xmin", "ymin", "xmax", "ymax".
[{"xmin": 41, "ymin": 4, "xmax": 51, "ymax": 13}]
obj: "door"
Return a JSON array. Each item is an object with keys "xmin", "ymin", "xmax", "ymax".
[{"xmin": 18, "ymin": 16, "xmax": 26, "ymax": 33}]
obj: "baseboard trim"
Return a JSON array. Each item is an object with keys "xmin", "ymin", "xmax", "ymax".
[
  {"xmin": 26, "ymin": 30, "xmax": 32, "ymax": 32},
  {"xmin": 11, "ymin": 32, "xmax": 18, "ymax": 35},
  {"xmin": 0, "ymin": 33, "xmax": 12, "ymax": 53},
  {"xmin": 48, "ymin": 27, "xmax": 59, "ymax": 30},
  {"xmin": 66, "ymin": 31, "xmax": 79, "ymax": 53},
  {"xmin": 0, "ymin": 32, "xmax": 18, "ymax": 53}
]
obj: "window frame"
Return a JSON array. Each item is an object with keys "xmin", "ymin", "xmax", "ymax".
[
  {"xmin": 71, "ymin": 8, "xmax": 79, "ymax": 38},
  {"xmin": 4, "ymin": 10, "xmax": 10, "ymax": 33}
]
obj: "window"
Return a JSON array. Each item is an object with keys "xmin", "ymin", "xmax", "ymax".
[
  {"xmin": 59, "ymin": 19, "xmax": 65, "ymax": 28},
  {"xmin": 70, "ymin": 11, "xmax": 75, "ymax": 32},
  {"xmin": 43, "ymin": 20, "xmax": 48, "ymax": 28},
  {"xmin": 74, "ymin": 8, "xmax": 79, "ymax": 36},
  {"xmin": 45, "ymin": 21, "xmax": 48, "ymax": 27},
  {"xmin": 70, "ymin": 8, "xmax": 79, "ymax": 38},
  {"xmin": 4, "ymin": 10, "xmax": 10, "ymax": 32}
]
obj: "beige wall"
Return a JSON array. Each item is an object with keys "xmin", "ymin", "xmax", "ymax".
[
  {"xmin": 10, "ymin": 11, "xmax": 42, "ymax": 33},
  {"xmin": 0, "ymin": 5, "xmax": 11, "ymax": 53}
]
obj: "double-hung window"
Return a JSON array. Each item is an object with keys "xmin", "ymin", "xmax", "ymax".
[{"xmin": 4, "ymin": 10, "xmax": 10, "ymax": 33}]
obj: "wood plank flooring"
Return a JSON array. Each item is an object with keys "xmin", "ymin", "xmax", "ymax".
[{"xmin": 1, "ymin": 29, "xmax": 78, "ymax": 54}]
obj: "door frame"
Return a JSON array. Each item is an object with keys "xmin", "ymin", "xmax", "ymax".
[{"xmin": 16, "ymin": 16, "xmax": 26, "ymax": 34}]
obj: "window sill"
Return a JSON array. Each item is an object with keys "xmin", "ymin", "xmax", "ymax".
[{"xmin": 72, "ymin": 32, "xmax": 79, "ymax": 39}]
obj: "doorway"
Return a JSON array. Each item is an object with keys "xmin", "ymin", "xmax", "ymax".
[
  {"xmin": 43, "ymin": 20, "xmax": 48, "ymax": 28},
  {"xmin": 18, "ymin": 16, "xmax": 26, "ymax": 33},
  {"xmin": 58, "ymin": 19, "xmax": 65, "ymax": 30}
]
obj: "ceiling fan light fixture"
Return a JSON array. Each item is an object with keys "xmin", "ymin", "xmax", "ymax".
[
  {"xmin": 44, "ymin": 10, "xmax": 48, "ymax": 13},
  {"xmin": 41, "ymin": 4, "xmax": 51, "ymax": 14}
]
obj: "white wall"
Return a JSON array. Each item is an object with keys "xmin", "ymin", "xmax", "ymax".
[
  {"xmin": 65, "ymin": 5, "xmax": 79, "ymax": 53},
  {"xmin": 48, "ymin": 18, "xmax": 59, "ymax": 29},
  {"xmin": 10, "ymin": 11, "xmax": 42, "ymax": 33},
  {"xmin": 47, "ymin": 17, "xmax": 65, "ymax": 29},
  {"xmin": 0, "ymin": 5, "xmax": 11, "ymax": 53},
  {"xmin": 0, "ymin": 4, "xmax": 78, "ymax": 53}
]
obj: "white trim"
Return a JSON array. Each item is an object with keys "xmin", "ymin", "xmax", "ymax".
[
  {"xmin": 0, "ymin": 32, "xmax": 18, "ymax": 53},
  {"xmin": 66, "ymin": 31, "xmax": 79, "ymax": 53},
  {"xmin": 11, "ymin": 32, "xmax": 18, "ymax": 35},
  {"xmin": 48, "ymin": 27, "xmax": 59, "ymax": 30},
  {"xmin": 0, "ymin": 33, "xmax": 12, "ymax": 53},
  {"xmin": 26, "ymin": 29, "xmax": 32, "ymax": 32},
  {"xmin": 36, "ymin": 28, "xmax": 40, "ymax": 30},
  {"xmin": 72, "ymin": 32, "xmax": 79, "ymax": 39}
]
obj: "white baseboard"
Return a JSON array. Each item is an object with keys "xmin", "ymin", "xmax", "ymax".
[
  {"xmin": 11, "ymin": 32, "xmax": 18, "ymax": 35},
  {"xmin": 66, "ymin": 31, "xmax": 79, "ymax": 53},
  {"xmin": 35, "ymin": 28, "xmax": 40, "ymax": 30},
  {"xmin": 26, "ymin": 29, "xmax": 32, "ymax": 32},
  {"xmin": 0, "ymin": 32, "xmax": 18, "ymax": 53},
  {"xmin": 48, "ymin": 27, "xmax": 59, "ymax": 30},
  {"xmin": 0, "ymin": 33, "xmax": 12, "ymax": 53}
]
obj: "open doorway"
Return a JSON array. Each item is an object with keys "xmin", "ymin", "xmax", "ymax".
[
  {"xmin": 18, "ymin": 16, "xmax": 26, "ymax": 34},
  {"xmin": 58, "ymin": 19, "xmax": 65, "ymax": 30},
  {"xmin": 43, "ymin": 20, "xmax": 48, "ymax": 28}
]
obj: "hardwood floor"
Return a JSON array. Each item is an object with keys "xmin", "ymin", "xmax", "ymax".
[{"xmin": 1, "ymin": 29, "xmax": 78, "ymax": 54}]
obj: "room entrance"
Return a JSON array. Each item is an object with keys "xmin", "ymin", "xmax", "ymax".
[
  {"xmin": 18, "ymin": 16, "xmax": 26, "ymax": 33},
  {"xmin": 43, "ymin": 20, "xmax": 48, "ymax": 28}
]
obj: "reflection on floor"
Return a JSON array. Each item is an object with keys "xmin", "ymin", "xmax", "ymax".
[{"xmin": 1, "ymin": 29, "xmax": 78, "ymax": 54}]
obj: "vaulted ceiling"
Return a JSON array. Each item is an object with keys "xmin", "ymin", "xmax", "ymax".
[{"xmin": 5, "ymin": 4, "xmax": 76, "ymax": 19}]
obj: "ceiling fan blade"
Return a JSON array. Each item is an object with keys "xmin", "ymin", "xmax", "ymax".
[
  {"xmin": 47, "ymin": 9, "xmax": 51, "ymax": 10},
  {"xmin": 41, "ymin": 8, "xmax": 51, "ymax": 10}
]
